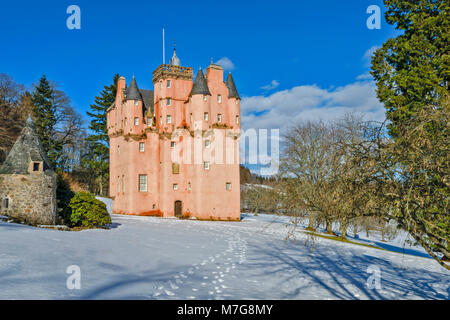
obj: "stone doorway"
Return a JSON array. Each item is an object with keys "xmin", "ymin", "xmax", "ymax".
[{"xmin": 174, "ymin": 200, "xmax": 182, "ymax": 218}]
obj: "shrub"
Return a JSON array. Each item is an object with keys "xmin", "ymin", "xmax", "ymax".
[{"xmin": 65, "ymin": 192, "xmax": 111, "ymax": 228}]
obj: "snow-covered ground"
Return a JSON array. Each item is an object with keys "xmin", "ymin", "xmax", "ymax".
[{"xmin": 0, "ymin": 198, "xmax": 448, "ymax": 300}]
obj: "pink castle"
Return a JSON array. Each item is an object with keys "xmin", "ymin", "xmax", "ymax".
[{"xmin": 107, "ymin": 49, "xmax": 241, "ymax": 221}]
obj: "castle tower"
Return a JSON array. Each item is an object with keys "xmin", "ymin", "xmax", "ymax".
[{"xmin": 0, "ymin": 117, "xmax": 57, "ymax": 225}]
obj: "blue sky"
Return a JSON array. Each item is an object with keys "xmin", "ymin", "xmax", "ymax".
[{"xmin": 1, "ymin": 0, "xmax": 400, "ymax": 173}]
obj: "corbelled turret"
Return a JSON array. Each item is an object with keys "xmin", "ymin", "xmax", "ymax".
[{"xmin": 190, "ymin": 69, "xmax": 211, "ymax": 96}]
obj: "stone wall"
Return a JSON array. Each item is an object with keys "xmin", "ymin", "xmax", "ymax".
[{"xmin": 0, "ymin": 172, "xmax": 57, "ymax": 225}]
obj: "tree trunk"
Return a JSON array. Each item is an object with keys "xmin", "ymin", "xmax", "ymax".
[
  {"xmin": 307, "ymin": 213, "xmax": 316, "ymax": 231},
  {"xmin": 325, "ymin": 218, "xmax": 334, "ymax": 235},
  {"xmin": 339, "ymin": 220, "xmax": 347, "ymax": 239}
]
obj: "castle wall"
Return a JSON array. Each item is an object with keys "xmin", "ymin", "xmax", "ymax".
[{"xmin": 0, "ymin": 173, "xmax": 57, "ymax": 225}]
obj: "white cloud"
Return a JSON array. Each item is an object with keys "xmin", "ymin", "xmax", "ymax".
[
  {"xmin": 261, "ymin": 80, "xmax": 280, "ymax": 91},
  {"xmin": 240, "ymin": 80, "xmax": 385, "ymax": 132},
  {"xmin": 356, "ymin": 72, "xmax": 373, "ymax": 80},
  {"xmin": 215, "ymin": 57, "xmax": 235, "ymax": 71},
  {"xmin": 363, "ymin": 45, "xmax": 380, "ymax": 67}
]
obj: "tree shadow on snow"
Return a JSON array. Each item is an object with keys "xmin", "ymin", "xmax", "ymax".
[{"xmin": 245, "ymin": 241, "xmax": 449, "ymax": 300}]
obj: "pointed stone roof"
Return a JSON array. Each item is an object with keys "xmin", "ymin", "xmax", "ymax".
[
  {"xmin": 124, "ymin": 76, "xmax": 142, "ymax": 101},
  {"xmin": 0, "ymin": 116, "xmax": 52, "ymax": 174},
  {"xmin": 190, "ymin": 69, "xmax": 211, "ymax": 96},
  {"xmin": 226, "ymin": 73, "xmax": 240, "ymax": 99},
  {"xmin": 169, "ymin": 48, "xmax": 181, "ymax": 67}
]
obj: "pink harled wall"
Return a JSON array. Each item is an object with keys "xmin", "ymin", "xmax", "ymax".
[{"xmin": 107, "ymin": 64, "xmax": 241, "ymax": 221}]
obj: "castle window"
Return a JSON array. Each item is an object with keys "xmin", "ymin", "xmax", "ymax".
[
  {"xmin": 171, "ymin": 141, "xmax": 175, "ymax": 148},
  {"xmin": 147, "ymin": 117, "xmax": 151, "ymax": 126},
  {"xmin": 135, "ymin": 100, "xmax": 139, "ymax": 106},
  {"xmin": 204, "ymin": 161, "xmax": 210, "ymax": 170},
  {"xmin": 139, "ymin": 175, "xmax": 148, "ymax": 192},
  {"xmin": 4, "ymin": 198, "xmax": 9, "ymax": 209},
  {"xmin": 166, "ymin": 115, "xmax": 172, "ymax": 124},
  {"xmin": 204, "ymin": 112, "xmax": 209, "ymax": 121},
  {"xmin": 205, "ymin": 139, "xmax": 210, "ymax": 148},
  {"xmin": 167, "ymin": 98, "xmax": 171, "ymax": 106},
  {"xmin": 33, "ymin": 162, "xmax": 40, "ymax": 172},
  {"xmin": 190, "ymin": 113, "xmax": 193, "ymax": 123},
  {"xmin": 203, "ymin": 95, "xmax": 207, "ymax": 101},
  {"xmin": 173, "ymin": 183, "xmax": 178, "ymax": 191},
  {"xmin": 118, "ymin": 145, "xmax": 120, "ymax": 155},
  {"xmin": 139, "ymin": 142, "xmax": 145, "ymax": 152},
  {"xmin": 236, "ymin": 115, "xmax": 240, "ymax": 124},
  {"xmin": 217, "ymin": 95, "xmax": 222, "ymax": 103},
  {"xmin": 226, "ymin": 182, "xmax": 232, "ymax": 191},
  {"xmin": 134, "ymin": 117, "xmax": 139, "ymax": 126},
  {"xmin": 167, "ymin": 80, "xmax": 171, "ymax": 88},
  {"xmin": 217, "ymin": 114, "xmax": 222, "ymax": 123},
  {"xmin": 188, "ymin": 182, "xmax": 192, "ymax": 190}
]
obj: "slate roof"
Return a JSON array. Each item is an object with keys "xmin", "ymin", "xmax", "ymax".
[
  {"xmin": 124, "ymin": 76, "xmax": 142, "ymax": 101},
  {"xmin": 190, "ymin": 69, "xmax": 211, "ymax": 96},
  {"xmin": 0, "ymin": 116, "xmax": 52, "ymax": 174},
  {"xmin": 226, "ymin": 73, "xmax": 240, "ymax": 99},
  {"xmin": 139, "ymin": 89, "xmax": 154, "ymax": 115}
]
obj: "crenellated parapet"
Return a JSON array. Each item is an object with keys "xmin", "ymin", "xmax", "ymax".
[{"xmin": 153, "ymin": 64, "xmax": 193, "ymax": 83}]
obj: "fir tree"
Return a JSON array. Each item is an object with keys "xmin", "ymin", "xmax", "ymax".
[
  {"xmin": 84, "ymin": 74, "xmax": 119, "ymax": 196},
  {"xmin": 31, "ymin": 75, "xmax": 61, "ymax": 168}
]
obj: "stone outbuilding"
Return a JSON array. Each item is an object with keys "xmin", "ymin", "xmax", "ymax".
[{"xmin": 0, "ymin": 116, "xmax": 57, "ymax": 225}]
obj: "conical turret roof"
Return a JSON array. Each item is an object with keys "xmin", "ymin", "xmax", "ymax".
[
  {"xmin": 190, "ymin": 69, "xmax": 211, "ymax": 96},
  {"xmin": 226, "ymin": 73, "xmax": 240, "ymax": 99},
  {"xmin": 169, "ymin": 48, "xmax": 181, "ymax": 67},
  {"xmin": 0, "ymin": 116, "xmax": 52, "ymax": 174},
  {"xmin": 125, "ymin": 76, "xmax": 142, "ymax": 101}
]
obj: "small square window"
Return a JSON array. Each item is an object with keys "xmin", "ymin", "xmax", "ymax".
[
  {"xmin": 134, "ymin": 117, "xmax": 139, "ymax": 126},
  {"xmin": 205, "ymin": 139, "xmax": 210, "ymax": 148},
  {"xmin": 167, "ymin": 80, "xmax": 171, "ymax": 88},
  {"xmin": 167, "ymin": 115, "xmax": 172, "ymax": 124},
  {"xmin": 217, "ymin": 114, "xmax": 222, "ymax": 123},
  {"xmin": 204, "ymin": 112, "xmax": 209, "ymax": 121},
  {"xmin": 139, "ymin": 142, "xmax": 145, "ymax": 152},
  {"xmin": 167, "ymin": 98, "xmax": 171, "ymax": 106},
  {"xmin": 203, "ymin": 95, "xmax": 207, "ymax": 101},
  {"xmin": 33, "ymin": 162, "xmax": 40, "ymax": 172},
  {"xmin": 204, "ymin": 161, "xmax": 210, "ymax": 170},
  {"xmin": 218, "ymin": 95, "xmax": 222, "ymax": 103},
  {"xmin": 171, "ymin": 141, "xmax": 175, "ymax": 148},
  {"xmin": 226, "ymin": 182, "xmax": 232, "ymax": 191},
  {"xmin": 173, "ymin": 183, "xmax": 178, "ymax": 191}
]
